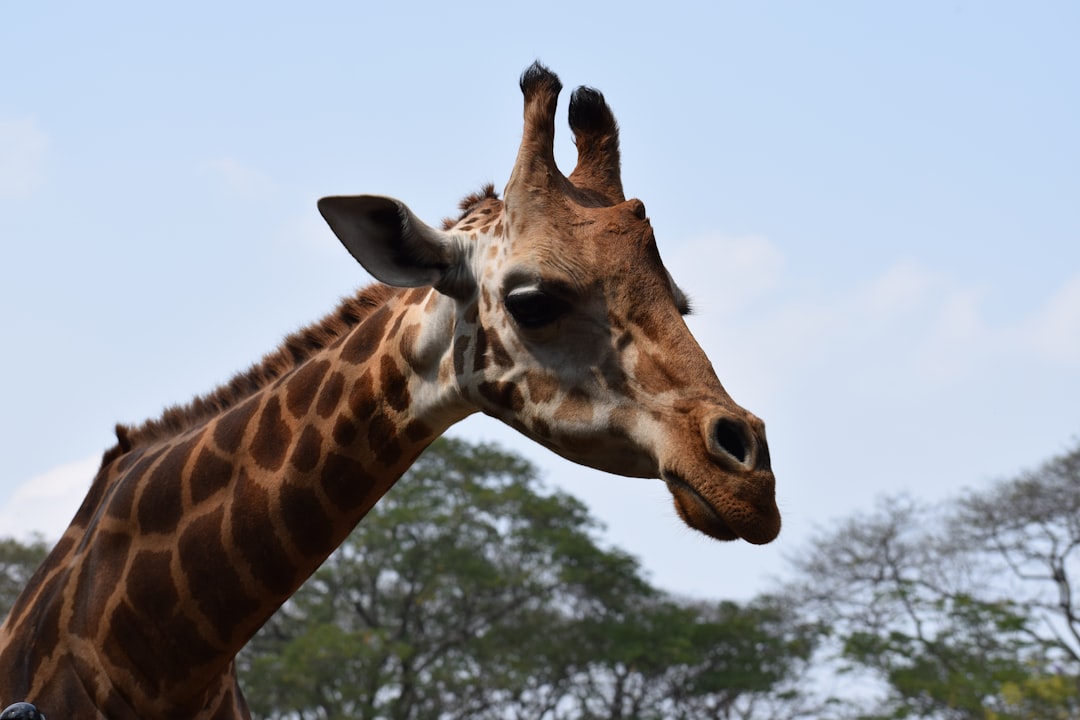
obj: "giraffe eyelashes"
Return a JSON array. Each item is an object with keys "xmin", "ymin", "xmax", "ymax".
[{"xmin": 504, "ymin": 287, "xmax": 571, "ymax": 329}]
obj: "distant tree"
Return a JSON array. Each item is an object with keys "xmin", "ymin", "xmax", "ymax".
[
  {"xmin": 949, "ymin": 438, "xmax": 1080, "ymax": 718},
  {"xmin": 669, "ymin": 595, "xmax": 831, "ymax": 720},
  {"xmin": 789, "ymin": 437, "xmax": 1080, "ymax": 720},
  {"xmin": 0, "ymin": 535, "xmax": 49, "ymax": 621},
  {"xmin": 568, "ymin": 593, "xmax": 828, "ymax": 720},
  {"xmin": 952, "ymin": 441, "xmax": 1080, "ymax": 657}
]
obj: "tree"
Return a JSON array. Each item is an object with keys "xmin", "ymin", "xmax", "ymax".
[
  {"xmin": 670, "ymin": 595, "xmax": 830, "ymax": 720},
  {"xmin": 0, "ymin": 535, "xmax": 49, "ymax": 621},
  {"xmin": 789, "ymin": 438, "xmax": 1080, "ymax": 720},
  {"xmin": 949, "ymin": 439, "xmax": 1080, "ymax": 718}
]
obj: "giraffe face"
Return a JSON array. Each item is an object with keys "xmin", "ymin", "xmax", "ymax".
[{"xmin": 318, "ymin": 64, "xmax": 780, "ymax": 545}]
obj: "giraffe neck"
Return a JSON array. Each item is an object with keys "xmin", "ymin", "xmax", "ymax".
[{"xmin": 0, "ymin": 285, "xmax": 472, "ymax": 717}]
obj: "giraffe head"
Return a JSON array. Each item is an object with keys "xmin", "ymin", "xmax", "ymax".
[{"xmin": 319, "ymin": 63, "xmax": 780, "ymax": 545}]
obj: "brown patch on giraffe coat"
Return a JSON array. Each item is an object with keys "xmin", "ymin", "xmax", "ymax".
[
  {"xmin": 285, "ymin": 359, "xmax": 331, "ymax": 419},
  {"xmin": 525, "ymin": 370, "xmax": 560, "ymax": 404},
  {"xmin": 190, "ymin": 445, "xmax": 234, "ymax": 505},
  {"xmin": 69, "ymin": 530, "xmax": 131, "ymax": 641},
  {"xmin": 368, "ymin": 411, "xmax": 403, "ymax": 466},
  {"xmin": 382, "ymin": 307, "xmax": 407, "ymax": 348},
  {"xmin": 486, "ymin": 331, "xmax": 513, "ymax": 369},
  {"xmin": 315, "ymin": 375, "xmax": 343, "ymax": 418},
  {"xmin": 599, "ymin": 356, "xmax": 632, "ymax": 397},
  {"xmin": 250, "ymin": 396, "xmax": 293, "ymax": 471},
  {"xmin": 341, "ymin": 301, "xmax": 393, "ymax": 366},
  {"xmin": 320, "ymin": 452, "xmax": 377, "ymax": 510},
  {"xmin": 332, "ymin": 414, "xmax": 359, "ymax": 447},
  {"xmin": 280, "ymin": 482, "xmax": 333, "ymax": 558},
  {"xmin": 478, "ymin": 381, "xmax": 525, "ymax": 412},
  {"xmin": 404, "ymin": 287, "xmax": 429, "ymax": 305},
  {"xmin": 554, "ymin": 387, "xmax": 595, "ymax": 424},
  {"xmin": 213, "ymin": 396, "xmax": 259, "ymax": 455},
  {"xmin": 347, "ymin": 371, "xmax": 378, "ymax": 424},
  {"xmin": 403, "ymin": 419, "xmax": 433, "ymax": 443},
  {"xmin": 290, "ymin": 425, "xmax": 324, "ymax": 473},
  {"xmin": 533, "ymin": 418, "xmax": 552, "ymax": 438},
  {"xmin": 106, "ymin": 446, "xmax": 167, "ymax": 521},
  {"xmin": 139, "ymin": 436, "xmax": 199, "ymax": 535},
  {"xmin": 178, "ymin": 505, "xmax": 260, "ymax": 644},
  {"xmin": 317, "ymin": 371, "xmax": 346, "ymax": 419},
  {"xmin": 398, "ymin": 323, "xmax": 425, "ymax": 375},
  {"xmin": 473, "ymin": 325, "xmax": 490, "ymax": 372},
  {"xmin": 231, "ymin": 469, "xmax": 296, "ymax": 596},
  {"xmin": 380, "ymin": 355, "xmax": 410, "ymax": 412}
]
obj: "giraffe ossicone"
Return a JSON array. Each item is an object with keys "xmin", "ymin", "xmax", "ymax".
[{"xmin": 0, "ymin": 62, "xmax": 779, "ymax": 718}]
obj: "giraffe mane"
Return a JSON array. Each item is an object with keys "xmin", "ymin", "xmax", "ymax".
[
  {"xmin": 102, "ymin": 283, "xmax": 401, "ymax": 466},
  {"xmin": 441, "ymin": 183, "xmax": 500, "ymax": 230}
]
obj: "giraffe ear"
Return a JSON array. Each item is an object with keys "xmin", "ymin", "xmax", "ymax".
[{"xmin": 318, "ymin": 195, "xmax": 469, "ymax": 296}]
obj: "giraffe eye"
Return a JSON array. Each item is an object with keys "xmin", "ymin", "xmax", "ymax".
[{"xmin": 505, "ymin": 288, "xmax": 570, "ymax": 329}]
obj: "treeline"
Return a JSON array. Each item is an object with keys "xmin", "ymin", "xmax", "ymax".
[{"xmin": 2, "ymin": 437, "xmax": 1078, "ymax": 719}]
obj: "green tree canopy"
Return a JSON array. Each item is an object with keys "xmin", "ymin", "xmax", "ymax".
[{"xmin": 0, "ymin": 534, "xmax": 49, "ymax": 621}]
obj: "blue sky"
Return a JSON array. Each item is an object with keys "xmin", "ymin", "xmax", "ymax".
[{"xmin": 2, "ymin": 2, "xmax": 1078, "ymax": 600}]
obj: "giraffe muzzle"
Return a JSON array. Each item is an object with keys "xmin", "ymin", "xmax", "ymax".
[{"xmin": 660, "ymin": 410, "xmax": 779, "ymax": 545}]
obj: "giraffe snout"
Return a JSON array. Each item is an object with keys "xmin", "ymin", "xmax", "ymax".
[{"xmin": 658, "ymin": 409, "xmax": 779, "ymax": 545}]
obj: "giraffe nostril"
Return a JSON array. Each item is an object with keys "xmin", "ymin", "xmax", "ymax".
[{"xmin": 712, "ymin": 417, "xmax": 750, "ymax": 466}]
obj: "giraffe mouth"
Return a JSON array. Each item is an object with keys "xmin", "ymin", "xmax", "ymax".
[
  {"xmin": 662, "ymin": 472, "xmax": 738, "ymax": 542},
  {"xmin": 662, "ymin": 471, "xmax": 779, "ymax": 545}
]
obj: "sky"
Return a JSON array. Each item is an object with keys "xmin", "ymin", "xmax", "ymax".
[{"xmin": 1, "ymin": 2, "xmax": 1078, "ymax": 602}]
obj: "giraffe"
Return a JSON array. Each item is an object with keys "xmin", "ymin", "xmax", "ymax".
[{"xmin": 0, "ymin": 63, "xmax": 780, "ymax": 719}]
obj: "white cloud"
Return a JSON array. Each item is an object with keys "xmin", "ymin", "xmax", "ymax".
[
  {"xmin": 0, "ymin": 115, "xmax": 48, "ymax": 198},
  {"xmin": 668, "ymin": 232, "xmax": 1080, "ymax": 404},
  {"xmin": 0, "ymin": 455, "xmax": 98, "ymax": 542}
]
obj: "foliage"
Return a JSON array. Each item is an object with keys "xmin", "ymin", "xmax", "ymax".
[
  {"xmin": 0, "ymin": 534, "xmax": 49, "ymax": 621},
  {"xmin": 789, "ymin": 438, "xmax": 1080, "ymax": 719}
]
